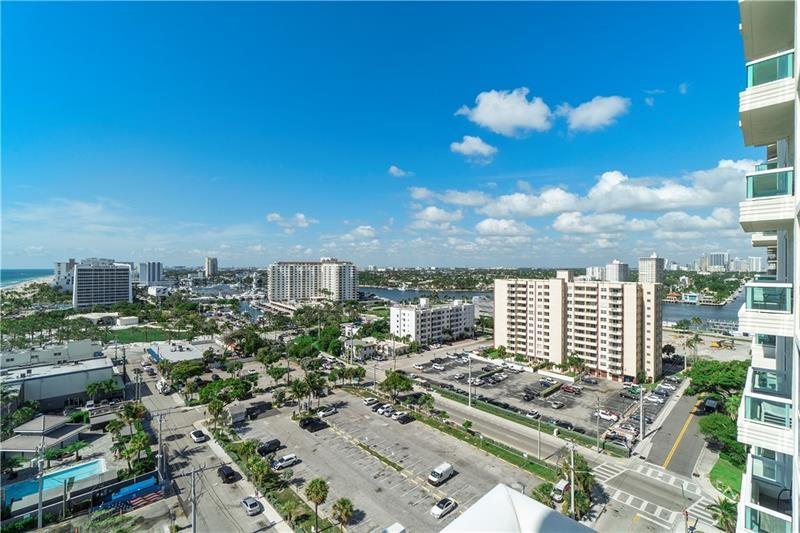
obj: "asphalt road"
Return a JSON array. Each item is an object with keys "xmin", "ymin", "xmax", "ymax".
[{"xmin": 645, "ymin": 394, "xmax": 706, "ymax": 478}]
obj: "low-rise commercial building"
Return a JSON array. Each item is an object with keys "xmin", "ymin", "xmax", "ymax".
[
  {"xmin": 344, "ymin": 337, "xmax": 378, "ymax": 361},
  {"xmin": 494, "ymin": 270, "xmax": 662, "ymax": 382},
  {"xmin": 0, "ymin": 415, "xmax": 88, "ymax": 459},
  {"xmin": 1, "ymin": 339, "xmax": 104, "ymax": 369},
  {"xmin": 390, "ymin": 298, "xmax": 475, "ymax": 345}
]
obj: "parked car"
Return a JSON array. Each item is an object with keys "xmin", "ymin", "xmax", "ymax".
[
  {"xmin": 645, "ymin": 394, "xmax": 664, "ymax": 404},
  {"xmin": 653, "ymin": 388, "xmax": 670, "ymax": 397},
  {"xmin": 299, "ymin": 417, "xmax": 327, "ymax": 432},
  {"xmin": 391, "ymin": 411, "xmax": 407, "ymax": 420},
  {"xmin": 562, "ymin": 385, "xmax": 582, "ymax": 395},
  {"xmin": 551, "ymin": 479, "xmax": 569, "ymax": 503},
  {"xmin": 658, "ymin": 382, "xmax": 677, "ymax": 391},
  {"xmin": 427, "ymin": 462, "xmax": 454, "ymax": 486},
  {"xmin": 582, "ymin": 376, "xmax": 599, "ymax": 385},
  {"xmin": 363, "ymin": 397, "xmax": 378, "ymax": 406},
  {"xmin": 146, "ymin": 367, "xmax": 156, "ymax": 376},
  {"xmin": 318, "ymin": 406, "xmax": 337, "ymax": 417},
  {"xmin": 396, "ymin": 414, "xmax": 413, "ymax": 424},
  {"xmin": 217, "ymin": 465, "xmax": 236, "ymax": 483},
  {"xmin": 382, "ymin": 407, "xmax": 395, "ymax": 417},
  {"xmin": 190, "ymin": 430, "xmax": 207, "ymax": 443},
  {"xmin": 549, "ymin": 400, "xmax": 565, "ymax": 409},
  {"xmin": 256, "ymin": 439, "xmax": 281, "ymax": 456},
  {"xmin": 430, "ymin": 498, "xmax": 457, "ymax": 519},
  {"xmin": 271, "ymin": 453, "xmax": 299, "ymax": 470},
  {"xmin": 377, "ymin": 404, "xmax": 393, "ymax": 415},
  {"xmin": 618, "ymin": 422, "xmax": 638, "ymax": 433},
  {"xmin": 620, "ymin": 391, "xmax": 637, "ymax": 400},
  {"xmin": 593, "ymin": 410, "xmax": 619, "ymax": 422},
  {"xmin": 526, "ymin": 410, "xmax": 540, "ymax": 419},
  {"xmin": 522, "ymin": 393, "xmax": 538, "ymax": 402},
  {"xmin": 604, "ymin": 431, "xmax": 629, "ymax": 445},
  {"xmin": 211, "ymin": 374, "xmax": 221, "ymax": 382},
  {"xmin": 413, "ymin": 364, "xmax": 426, "ymax": 370},
  {"xmin": 630, "ymin": 413, "xmax": 653, "ymax": 424},
  {"xmin": 241, "ymin": 497, "xmax": 261, "ymax": 516},
  {"xmin": 432, "ymin": 364, "xmax": 445, "ymax": 371}
]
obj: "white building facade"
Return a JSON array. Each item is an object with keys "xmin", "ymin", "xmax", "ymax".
[
  {"xmin": 137, "ymin": 261, "xmax": 163, "ymax": 286},
  {"xmin": 638, "ymin": 253, "xmax": 665, "ymax": 284},
  {"xmin": 267, "ymin": 258, "xmax": 357, "ymax": 302},
  {"xmin": 735, "ymin": 2, "xmax": 799, "ymax": 532},
  {"xmin": 205, "ymin": 257, "xmax": 219, "ymax": 278},
  {"xmin": 494, "ymin": 271, "xmax": 662, "ymax": 382},
  {"xmin": 53, "ymin": 259, "xmax": 78, "ymax": 291},
  {"xmin": 72, "ymin": 259, "xmax": 133, "ymax": 309},
  {"xmin": 390, "ymin": 298, "xmax": 475, "ymax": 345},
  {"xmin": 605, "ymin": 260, "xmax": 629, "ymax": 282}
]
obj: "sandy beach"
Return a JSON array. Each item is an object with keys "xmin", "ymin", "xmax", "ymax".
[{"xmin": 0, "ymin": 275, "xmax": 56, "ymax": 296}]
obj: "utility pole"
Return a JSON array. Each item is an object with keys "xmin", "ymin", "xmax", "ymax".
[
  {"xmin": 537, "ymin": 417, "xmax": 541, "ymax": 460},
  {"xmin": 595, "ymin": 395, "xmax": 600, "ymax": 451},
  {"xmin": 569, "ymin": 445, "xmax": 576, "ymax": 520},
  {"xmin": 639, "ymin": 387, "xmax": 645, "ymax": 441},
  {"xmin": 468, "ymin": 356, "xmax": 472, "ymax": 408},
  {"xmin": 158, "ymin": 414, "xmax": 164, "ymax": 490},
  {"xmin": 191, "ymin": 467, "xmax": 197, "ymax": 533},
  {"xmin": 37, "ymin": 416, "xmax": 45, "ymax": 529}
]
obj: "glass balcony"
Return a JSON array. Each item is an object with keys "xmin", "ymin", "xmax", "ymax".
[
  {"xmin": 745, "ymin": 396, "xmax": 792, "ymax": 428},
  {"xmin": 745, "ymin": 507, "xmax": 791, "ymax": 533},
  {"xmin": 752, "ymin": 369, "xmax": 790, "ymax": 398},
  {"xmin": 746, "ymin": 284, "xmax": 792, "ymax": 313},
  {"xmin": 747, "ymin": 169, "xmax": 794, "ymax": 199},
  {"xmin": 747, "ymin": 51, "xmax": 794, "ymax": 88},
  {"xmin": 756, "ymin": 334, "xmax": 777, "ymax": 347},
  {"xmin": 755, "ymin": 162, "xmax": 779, "ymax": 172}
]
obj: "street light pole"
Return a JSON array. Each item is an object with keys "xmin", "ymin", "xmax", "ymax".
[
  {"xmin": 569, "ymin": 445, "xmax": 576, "ymax": 520},
  {"xmin": 191, "ymin": 467, "xmax": 197, "ymax": 533},
  {"xmin": 537, "ymin": 417, "xmax": 541, "ymax": 460},
  {"xmin": 37, "ymin": 415, "xmax": 45, "ymax": 529},
  {"xmin": 639, "ymin": 388, "xmax": 645, "ymax": 441},
  {"xmin": 595, "ymin": 395, "xmax": 600, "ymax": 451},
  {"xmin": 468, "ymin": 356, "xmax": 472, "ymax": 408}
]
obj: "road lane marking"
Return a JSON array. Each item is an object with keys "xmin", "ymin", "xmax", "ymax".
[{"xmin": 661, "ymin": 400, "xmax": 701, "ymax": 469}]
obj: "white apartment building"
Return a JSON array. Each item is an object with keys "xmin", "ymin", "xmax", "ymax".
[
  {"xmin": 72, "ymin": 259, "xmax": 133, "ymax": 309},
  {"xmin": 267, "ymin": 258, "xmax": 357, "ymax": 302},
  {"xmin": 735, "ymin": 3, "xmax": 798, "ymax": 532},
  {"xmin": 390, "ymin": 298, "xmax": 475, "ymax": 345},
  {"xmin": 586, "ymin": 266, "xmax": 606, "ymax": 281},
  {"xmin": 53, "ymin": 258, "xmax": 78, "ymax": 291},
  {"xmin": 205, "ymin": 257, "xmax": 219, "ymax": 278},
  {"xmin": 638, "ymin": 253, "xmax": 665, "ymax": 284},
  {"xmin": 605, "ymin": 260, "xmax": 629, "ymax": 282},
  {"xmin": 748, "ymin": 256, "xmax": 765, "ymax": 273},
  {"xmin": 137, "ymin": 261, "xmax": 163, "ymax": 286},
  {"xmin": 494, "ymin": 270, "xmax": 661, "ymax": 382},
  {"xmin": 708, "ymin": 252, "xmax": 730, "ymax": 271}
]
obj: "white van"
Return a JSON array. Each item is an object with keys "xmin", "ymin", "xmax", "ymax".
[
  {"xmin": 427, "ymin": 462, "xmax": 454, "ymax": 486},
  {"xmin": 551, "ymin": 478, "xmax": 570, "ymax": 502}
]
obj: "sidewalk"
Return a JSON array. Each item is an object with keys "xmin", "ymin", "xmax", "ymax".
[
  {"xmin": 195, "ymin": 420, "xmax": 294, "ymax": 533},
  {"xmin": 694, "ymin": 445, "xmax": 725, "ymax": 499}
]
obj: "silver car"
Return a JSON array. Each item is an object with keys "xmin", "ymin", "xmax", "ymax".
[{"xmin": 241, "ymin": 497, "xmax": 261, "ymax": 516}]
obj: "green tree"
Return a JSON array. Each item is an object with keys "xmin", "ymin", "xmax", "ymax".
[
  {"xmin": 305, "ymin": 478, "xmax": 329, "ymax": 533},
  {"xmin": 686, "ymin": 359, "xmax": 749, "ymax": 403},
  {"xmin": 266, "ymin": 366, "xmax": 289, "ymax": 386},
  {"xmin": 332, "ymin": 497, "xmax": 354, "ymax": 528},
  {"xmin": 184, "ymin": 380, "xmax": 199, "ymax": 402},
  {"xmin": 530, "ymin": 482, "xmax": 554, "ymax": 508},
  {"xmin": 289, "ymin": 379, "xmax": 310, "ymax": 410},
  {"xmin": 85, "ymin": 381, "xmax": 103, "ymax": 403},
  {"xmin": 462, "ymin": 420, "xmax": 473, "ymax": 432},
  {"xmin": 119, "ymin": 402, "xmax": 147, "ymax": 438},
  {"xmin": 208, "ymin": 399, "xmax": 224, "ymax": 429},
  {"xmin": 64, "ymin": 440, "xmax": 89, "ymax": 461},
  {"xmin": 226, "ymin": 360, "xmax": 243, "ymax": 378},
  {"xmin": 282, "ymin": 499, "xmax": 302, "ymax": 528},
  {"xmin": 418, "ymin": 393, "xmax": 435, "ymax": 414},
  {"xmin": 707, "ymin": 496, "xmax": 737, "ymax": 533},
  {"xmin": 378, "ymin": 371, "xmax": 413, "ymax": 401},
  {"xmin": 662, "ymin": 344, "xmax": 676, "ymax": 357},
  {"xmin": 86, "ymin": 508, "xmax": 135, "ymax": 533},
  {"xmin": 698, "ymin": 413, "xmax": 746, "ymax": 467},
  {"xmin": 1, "ymin": 455, "xmax": 23, "ymax": 477}
]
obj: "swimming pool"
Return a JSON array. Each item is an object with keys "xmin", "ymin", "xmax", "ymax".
[{"xmin": 3, "ymin": 459, "xmax": 106, "ymax": 505}]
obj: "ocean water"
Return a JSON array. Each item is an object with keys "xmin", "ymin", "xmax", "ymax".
[{"xmin": 0, "ymin": 268, "xmax": 54, "ymax": 288}]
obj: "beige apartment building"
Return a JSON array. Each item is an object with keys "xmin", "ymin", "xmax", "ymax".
[{"xmin": 494, "ymin": 270, "xmax": 661, "ymax": 382}]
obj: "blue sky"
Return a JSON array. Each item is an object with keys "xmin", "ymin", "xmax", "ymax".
[{"xmin": 2, "ymin": 2, "xmax": 761, "ymax": 269}]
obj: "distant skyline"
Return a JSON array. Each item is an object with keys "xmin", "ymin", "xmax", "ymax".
[{"xmin": 2, "ymin": 2, "xmax": 760, "ymax": 268}]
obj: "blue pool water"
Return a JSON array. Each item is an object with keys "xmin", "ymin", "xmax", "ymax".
[{"xmin": 3, "ymin": 459, "xmax": 105, "ymax": 504}]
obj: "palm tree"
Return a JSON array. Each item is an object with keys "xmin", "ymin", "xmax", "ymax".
[
  {"xmin": 85, "ymin": 381, "xmax": 102, "ymax": 403},
  {"xmin": 289, "ymin": 379, "xmax": 310, "ymax": 410},
  {"xmin": 531, "ymin": 482, "xmax": 554, "ymax": 508},
  {"xmin": 683, "ymin": 332, "xmax": 702, "ymax": 370},
  {"xmin": 282, "ymin": 499, "xmax": 302, "ymax": 528},
  {"xmin": 707, "ymin": 497, "xmax": 737, "ymax": 533},
  {"xmin": 119, "ymin": 402, "xmax": 147, "ymax": 437},
  {"xmin": 332, "ymin": 497, "xmax": 354, "ymax": 528},
  {"xmin": 208, "ymin": 399, "xmax": 224, "ymax": 429},
  {"xmin": 184, "ymin": 380, "xmax": 198, "ymax": 402},
  {"xmin": 1, "ymin": 455, "xmax": 24, "ymax": 478},
  {"xmin": 66, "ymin": 440, "xmax": 89, "ymax": 461},
  {"xmin": 305, "ymin": 478, "xmax": 329, "ymax": 533}
]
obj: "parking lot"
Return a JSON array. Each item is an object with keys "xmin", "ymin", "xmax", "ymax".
[
  {"xmin": 234, "ymin": 389, "xmax": 541, "ymax": 532},
  {"xmin": 387, "ymin": 351, "xmax": 677, "ymax": 445}
]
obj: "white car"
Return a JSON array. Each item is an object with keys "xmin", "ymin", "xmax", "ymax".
[
  {"xmin": 430, "ymin": 497, "xmax": 457, "ymax": 519},
  {"xmin": 391, "ymin": 411, "xmax": 407, "ymax": 420},
  {"xmin": 658, "ymin": 382, "xmax": 677, "ymax": 391},
  {"xmin": 248, "ymin": 369, "xmax": 258, "ymax": 375},
  {"xmin": 271, "ymin": 454, "xmax": 299, "ymax": 470},
  {"xmin": 413, "ymin": 364, "xmax": 426, "ymax": 370},
  {"xmin": 432, "ymin": 364, "xmax": 445, "ymax": 371},
  {"xmin": 382, "ymin": 407, "xmax": 395, "ymax": 417},
  {"xmin": 318, "ymin": 406, "xmax": 337, "ymax": 417},
  {"xmin": 526, "ymin": 410, "xmax": 540, "ymax": 419},
  {"xmin": 140, "ymin": 359, "xmax": 152, "ymax": 367},
  {"xmin": 241, "ymin": 497, "xmax": 261, "ymax": 516},
  {"xmin": 363, "ymin": 397, "xmax": 378, "ymax": 406},
  {"xmin": 190, "ymin": 430, "xmax": 207, "ymax": 443},
  {"xmin": 593, "ymin": 410, "xmax": 619, "ymax": 422},
  {"xmin": 645, "ymin": 394, "xmax": 665, "ymax": 404}
]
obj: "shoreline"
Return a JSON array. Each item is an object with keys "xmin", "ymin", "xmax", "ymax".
[{"xmin": 0, "ymin": 275, "xmax": 55, "ymax": 294}]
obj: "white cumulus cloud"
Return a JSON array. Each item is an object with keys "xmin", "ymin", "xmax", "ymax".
[
  {"xmin": 475, "ymin": 218, "xmax": 535, "ymax": 236},
  {"xmin": 388, "ymin": 165, "xmax": 411, "ymax": 177},
  {"xmin": 266, "ymin": 212, "xmax": 319, "ymax": 234},
  {"xmin": 455, "ymin": 87, "xmax": 553, "ymax": 136},
  {"xmin": 450, "ymin": 135, "xmax": 498, "ymax": 163},
  {"xmin": 556, "ymin": 96, "xmax": 631, "ymax": 132}
]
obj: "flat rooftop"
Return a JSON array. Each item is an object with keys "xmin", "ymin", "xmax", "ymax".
[
  {"xmin": 0, "ymin": 357, "xmax": 114, "ymax": 384},
  {"xmin": 14, "ymin": 415, "xmax": 67, "ymax": 434},
  {"xmin": 0, "ymin": 423, "xmax": 86, "ymax": 453},
  {"xmin": 148, "ymin": 341, "xmax": 204, "ymax": 363}
]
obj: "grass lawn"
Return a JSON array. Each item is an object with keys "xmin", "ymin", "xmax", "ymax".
[
  {"xmin": 368, "ymin": 307, "xmax": 390, "ymax": 318},
  {"xmin": 105, "ymin": 327, "xmax": 189, "ymax": 344},
  {"xmin": 709, "ymin": 455, "xmax": 743, "ymax": 497}
]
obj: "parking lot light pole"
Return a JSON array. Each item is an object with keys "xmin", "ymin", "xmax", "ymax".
[{"xmin": 569, "ymin": 444, "xmax": 576, "ymax": 519}]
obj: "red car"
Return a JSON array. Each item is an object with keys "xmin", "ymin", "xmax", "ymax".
[{"xmin": 562, "ymin": 385, "xmax": 582, "ymax": 395}]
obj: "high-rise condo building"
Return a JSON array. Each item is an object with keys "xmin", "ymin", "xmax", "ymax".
[
  {"xmin": 586, "ymin": 266, "xmax": 606, "ymax": 281},
  {"xmin": 707, "ymin": 251, "xmax": 730, "ymax": 271},
  {"xmin": 390, "ymin": 298, "xmax": 475, "ymax": 345},
  {"xmin": 267, "ymin": 258, "xmax": 357, "ymax": 302},
  {"xmin": 494, "ymin": 270, "xmax": 661, "ymax": 382},
  {"xmin": 137, "ymin": 261, "xmax": 164, "ymax": 286},
  {"xmin": 638, "ymin": 252, "xmax": 665, "ymax": 284},
  {"xmin": 735, "ymin": 2, "xmax": 797, "ymax": 531},
  {"xmin": 204, "ymin": 257, "xmax": 219, "ymax": 278},
  {"xmin": 748, "ymin": 256, "xmax": 764, "ymax": 273},
  {"xmin": 605, "ymin": 259, "xmax": 629, "ymax": 282},
  {"xmin": 72, "ymin": 258, "xmax": 133, "ymax": 309},
  {"xmin": 54, "ymin": 258, "xmax": 78, "ymax": 291}
]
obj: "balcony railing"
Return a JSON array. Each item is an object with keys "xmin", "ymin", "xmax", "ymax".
[
  {"xmin": 747, "ymin": 51, "xmax": 794, "ymax": 88},
  {"xmin": 756, "ymin": 333, "xmax": 777, "ymax": 347},
  {"xmin": 751, "ymin": 368, "xmax": 791, "ymax": 398},
  {"xmin": 746, "ymin": 169, "xmax": 794, "ymax": 199},
  {"xmin": 746, "ymin": 283, "xmax": 792, "ymax": 313},
  {"xmin": 755, "ymin": 162, "xmax": 780, "ymax": 172},
  {"xmin": 745, "ymin": 507, "xmax": 791, "ymax": 533}
]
